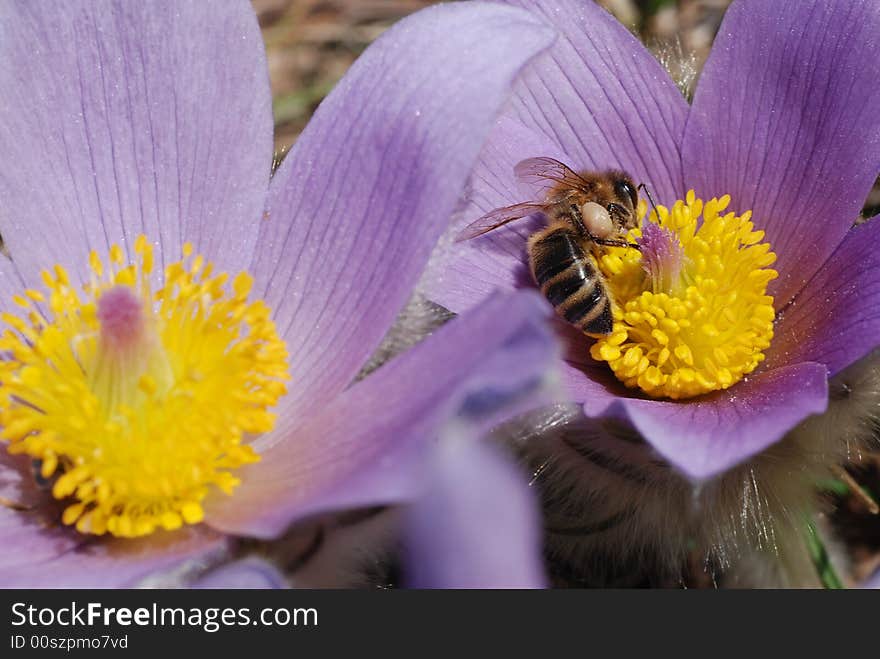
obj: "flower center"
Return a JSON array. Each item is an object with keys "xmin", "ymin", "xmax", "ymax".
[
  {"xmin": 590, "ymin": 192, "xmax": 777, "ymax": 400},
  {"xmin": 0, "ymin": 236, "xmax": 289, "ymax": 537}
]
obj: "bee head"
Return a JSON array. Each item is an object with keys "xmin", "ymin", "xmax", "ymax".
[{"xmin": 604, "ymin": 170, "xmax": 639, "ymax": 231}]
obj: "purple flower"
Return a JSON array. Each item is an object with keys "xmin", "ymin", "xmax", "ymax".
[
  {"xmin": 426, "ymin": 0, "xmax": 880, "ymax": 480},
  {"xmin": 0, "ymin": 0, "xmax": 559, "ymax": 587}
]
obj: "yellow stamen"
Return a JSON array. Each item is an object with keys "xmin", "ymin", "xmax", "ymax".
[
  {"xmin": 590, "ymin": 191, "xmax": 777, "ymax": 400},
  {"xmin": 0, "ymin": 236, "xmax": 289, "ymax": 538}
]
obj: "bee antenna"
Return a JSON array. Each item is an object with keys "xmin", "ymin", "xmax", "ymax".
[{"xmin": 637, "ymin": 183, "xmax": 659, "ymax": 223}]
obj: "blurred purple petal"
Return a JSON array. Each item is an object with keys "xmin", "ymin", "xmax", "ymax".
[
  {"xmin": 498, "ymin": 0, "xmax": 688, "ymax": 202},
  {"xmin": 254, "ymin": 3, "xmax": 555, "ymax": 420},
  {"xmin": 0, "ymin": 528, "xmax": 227, "ymax": 589},
  {"xmin": 0, "ymin": 0, "xmax": 273, "ymax": 288},
  {"xmin": 204, "ymin": 290, "xmax": 559, "ymax": 539},
  {"xmin": 192, "ymin": 558, "xmax": 286, "ymax": 589},
  {"xmin": 682, "ymin": 0, "xmax": 880, "ymax": 307},
  {"xmin": 768, "ymin": 218, "xmax": 880, "ymax": 376},
  {"xmin": 405, "ymin": 440, "xmax": 546, "ymax": 589},
  {"xmin": 597, "ymin": 362, "xmax": 829, "ymax": 480}
]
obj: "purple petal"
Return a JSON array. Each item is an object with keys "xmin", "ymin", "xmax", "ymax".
[
  {"xmin": 0, "ymin": 0, "xmax": 273, "ymax": 288},
  {"xmin": 0, "ymin": 528, "xmax": 227, "ymax": 589},
  {"xmin": 682, "ymin": 0, "xmax": 880, "ymax": 307},
  {"xmin": 593, "ymin": 362, "xmax": 829, "ymax": 480},
  {"xmin": 253, "ymin": 3, "xmax": 555, "ymax": 420},
  {"xmin": 767, "ymin": 218, "xmax": 880, "ymax": 376},
  {"xmin": 0, "ymin": 453, "xmax": 228, "ymax": 588},
  {"xmin": 497, "ymin": 0, "xmax": 688, "ymax": 202},
  {"xmin": 423, "ymin": 116, "xmax": 571, "ymax": 314},
  {"xmin": 561, "ymin": 358, "xmax": 629, "ymax": 414},
  {"xmin": 204, "ymin": 290, "xmax": 559, "ymax": 539},
  {"xmin": 404, "ymin": 440, "xmax": 546, "ymax": 589},
  {"xmin": 192, "ymin": 558, "xmax": 286, "ymax": 589}
]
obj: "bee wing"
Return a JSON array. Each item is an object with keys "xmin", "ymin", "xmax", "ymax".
[
  {"xmin": 454, "ymin": 202, "xmax": 545, "ymax": 242},
  {"xmin": 514, "ymin": 157, "xmax": 593, "ymax": 195}
]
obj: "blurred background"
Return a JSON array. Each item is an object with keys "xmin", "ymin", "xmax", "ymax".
[{"xmin": 252, "ymin": 0, "xmax": 880, "ymax": 586}]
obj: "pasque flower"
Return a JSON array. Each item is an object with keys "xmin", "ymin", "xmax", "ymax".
[
  {"xmin": 427, "ymin": 0, "xmax": 880, "ymax": 480},
  {"xmin": 0, "ymin": 0, "xmax": 560, "ymax": 586}
]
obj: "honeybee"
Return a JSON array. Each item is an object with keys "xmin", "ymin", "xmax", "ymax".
[{"xmin": 456, "ymin": 157, "xmax": 642, "ymax": 335}]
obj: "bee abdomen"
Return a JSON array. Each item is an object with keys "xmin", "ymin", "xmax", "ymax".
[
  {"xmin": 531, "ymin": 229, "xmax": 581, "ymax": 285},
  {"xmin": 543, "ymin": 267, "xmax": 585, "ymax": 306},
  {"xmin": 531, "ymin": 229, "xmax": 613, "ymax": 335},
  {"xmin": 563, "ymin": 285, "xmax": 612, "ymax": 335}
]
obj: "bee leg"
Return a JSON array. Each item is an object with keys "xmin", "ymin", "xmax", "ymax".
[
  {"xmin": 568, "ymin": 203, "xmax": 588, "ymax": 237},
  {"xmin": 571, "ymin": 203, "xmax": 640, "ymax": 250},
  {"xmin": 591, "ymin": 237, "xmax": 642, "ymax": 251}
]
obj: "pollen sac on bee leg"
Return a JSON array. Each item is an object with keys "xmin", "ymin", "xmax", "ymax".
[{"xmin": 580, "ymin": 202, "xmax": 613, "ymax": 238}]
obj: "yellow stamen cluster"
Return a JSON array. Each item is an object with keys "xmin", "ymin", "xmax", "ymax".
[
  {"xmin": 0, "ymin": 236, "xmax": 289, "ymax": 537},
  {"xmin": 590, "ymin": 192, "xmax": 777, "ymax": 399}
]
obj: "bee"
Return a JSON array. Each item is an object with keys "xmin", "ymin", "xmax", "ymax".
[{"xmin": 456, "ymin": 157, "xmax": 641, "ymax": 335}]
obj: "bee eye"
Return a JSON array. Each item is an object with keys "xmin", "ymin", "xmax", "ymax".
[{"xmin": 615, "ymin": 180, "xmax": 637, "ymax": 208}]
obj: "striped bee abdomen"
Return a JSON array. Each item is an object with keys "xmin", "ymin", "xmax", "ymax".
[{"xmin": 529, "ymin": 227, "xmax": 613, "ymax": 335}]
